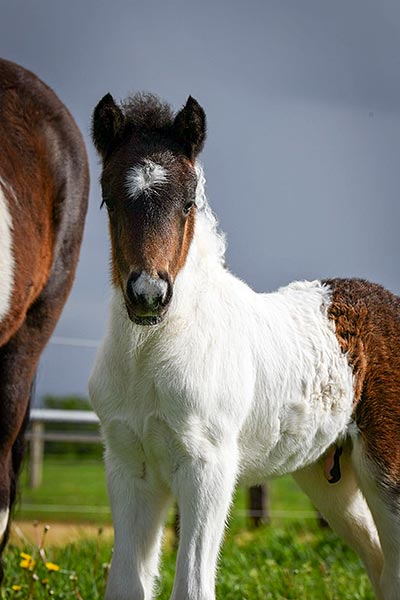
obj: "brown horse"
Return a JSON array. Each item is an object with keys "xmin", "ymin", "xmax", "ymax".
[{"xmin": 0, "ymin": 58, "xmax": 89, "ymax": 576}]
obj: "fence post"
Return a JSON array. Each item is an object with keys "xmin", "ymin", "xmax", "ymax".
[
  {"xmin": 28, "ymin": 421, "xmax": 44, "ymax": 489},
  {"xmin": 248, "ymin": 484, "xmax": 269, "ymax": 527}
]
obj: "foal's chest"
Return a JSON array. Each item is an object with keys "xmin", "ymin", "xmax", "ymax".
[{"xmin": 95, "ymin": 280, "xmax": 357, "ymax": 486}]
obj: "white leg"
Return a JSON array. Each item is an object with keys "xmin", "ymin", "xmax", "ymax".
[
  {"xmin": 293, "ymin": 448, "xmax": 384, "ymax": 599},
  {"xmin": 104, "ymin": 447, "xmax": 171, "ymax": 600},
  {"xmin": 352, "ymin": 438, "xmax": 400, "ymax": 600},
  {"xmin": 170, "ymin": 442, "xmax": 238, "ymax": 600}
]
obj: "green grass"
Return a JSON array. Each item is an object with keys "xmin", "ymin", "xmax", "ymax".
[
  {"xmin": 1, "ymin": 522, "xmax": 374, "ymax": 599},
  {"xmin": 5, "ymin": 456, "xmax": 374, "ymax": 598}
]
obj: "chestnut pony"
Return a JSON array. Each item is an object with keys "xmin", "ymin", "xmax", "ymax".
[
  {"xmin": 0, "ymin": 58, "xmax": 88, "ymax": 575},
  {"xmin": 91, "ymin": 92, "xmax": 399, "ymax": 600}
]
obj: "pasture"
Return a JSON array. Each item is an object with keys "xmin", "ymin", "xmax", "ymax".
[{"xmin": 0, "ymin": 456, "xmax": 374, "ymax": 598}]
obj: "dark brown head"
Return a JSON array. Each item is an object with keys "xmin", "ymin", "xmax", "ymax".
[{"xmin": 92, "ymin": 93, "xmax": 206, "ymax": 325}]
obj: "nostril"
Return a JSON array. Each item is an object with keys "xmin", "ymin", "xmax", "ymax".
[
  {"xmin": 126, "ymin": 272, "xmax": 141, "ymax": 304},
  {"xmin": 157, "ymin": 271, "xmax": 173, "ymax": 306},
  {"xmin": 157, "ymin": 270, "xmax": 171, "ymax": 285},
  {"xmin": 128, "ymin": 271, "xmax": 141, "ymax": 285}
]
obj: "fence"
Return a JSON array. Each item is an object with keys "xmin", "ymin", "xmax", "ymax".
[{"xmin": 27, "ymin": 408, "xmax": 101, "ymax": 489}]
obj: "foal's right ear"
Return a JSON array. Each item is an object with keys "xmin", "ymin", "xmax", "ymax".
[{"xmin": 92, "ymin": 93, "xmax": 125, "ymax": 158}]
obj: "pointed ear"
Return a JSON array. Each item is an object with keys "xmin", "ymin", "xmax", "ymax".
[
  {"xmin": 92, "ymin": 93, "xmax": 125, "ymax": 158},
  {"xmin": 172, "ymin": 96, "xmax": 206, "ymax": 161}
]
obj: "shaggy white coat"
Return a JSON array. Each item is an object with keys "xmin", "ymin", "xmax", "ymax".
[{"xmin": 89, "ymin": 167, "xmax": 385, "ymax": 599}]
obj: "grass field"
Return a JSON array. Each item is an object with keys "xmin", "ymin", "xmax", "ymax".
[{"xmin": 0, "ymin": 456, "xmax": 375, "ymax": 599}]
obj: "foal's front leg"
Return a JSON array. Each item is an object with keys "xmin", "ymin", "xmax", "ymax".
[
  {"xmin": 104, "ymin": 431, "xmax": 171, "ymax": 600},
  {"xmin": 171, "ymin": 440, "xmax": 238, "ymax": 600}
]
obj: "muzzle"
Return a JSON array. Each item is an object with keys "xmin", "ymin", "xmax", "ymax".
[{"xmin": 125, "ymin": 270, "xmax": 173, "ymax": 325}]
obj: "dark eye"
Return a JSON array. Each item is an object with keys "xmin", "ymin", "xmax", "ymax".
[{"xmin": 183, "ymin": 201, "xmax": 194, "ymax": 216}]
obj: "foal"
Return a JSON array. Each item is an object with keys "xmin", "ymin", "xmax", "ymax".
[
  {"xmin": 90, "ymin": 92, "xmax": 399, "ymax": 600},
  {"xmin": 0, "ymin": 58, "xmax": 88, "ymax": 573}
]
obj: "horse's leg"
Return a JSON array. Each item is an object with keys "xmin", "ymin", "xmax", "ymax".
[
  {"xmin": 170, "ymin": 440, "xmax": 238, "ymax": 600},
  {"xmin": 0, "ymin": 327, "xmax": 47, "ymax": 572},
  {"xmin": 0, "ymin": 398, "xmax": 32, "ymax": 579},
  {"xmin": 103, "ymin": 434, "xmax": 172, "ymax": 600},
  {"xmin": 351, "ymin": 433, "xmax": 400, "ymax": 600},
  {"xmin": 293, "ymin": 446, "xmax": 384, "ymax": 599},
  {"xmin": 0, "ymin": 196, "xmax": 87, "ymax": 577}
]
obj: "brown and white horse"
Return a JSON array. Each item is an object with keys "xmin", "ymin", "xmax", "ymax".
[
  {"xmin": 90, "ymin": 92, "xmax": 400, "ymax": 600},
  {"xmin": 0, "ymin": 58, "xmax": 89, "ymax": 575}
]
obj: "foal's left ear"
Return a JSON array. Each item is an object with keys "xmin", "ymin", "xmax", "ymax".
[{"xmin": 172, "ymin": 96, "xmax": 206, "ymax": 161}]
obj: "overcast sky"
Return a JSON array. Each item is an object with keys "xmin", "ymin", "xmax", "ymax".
[{"xmin": 1, "ymin": 1, "xmax": 400, "ymax": 402}]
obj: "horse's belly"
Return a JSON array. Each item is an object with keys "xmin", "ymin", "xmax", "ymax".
[{"xmin": 238, "ymin": 390, "xmax": 354, "ymax": 485}]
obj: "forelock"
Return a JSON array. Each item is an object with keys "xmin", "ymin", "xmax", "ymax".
[{"xmin": 121, "ymin": 93, "xmax": 174, "ymax": 130}]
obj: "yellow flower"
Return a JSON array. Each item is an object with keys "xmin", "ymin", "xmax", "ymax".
[
  {"xmin": 45, "ymin": 562, "xmax": 60, "ymax": 572},
  {"xmin": 12, "ymin": 584, "xmax": 22, "ymax": 591},
  {"xmin": 19, "ymin": 552, "xmax": 36, "ymax": 570}
]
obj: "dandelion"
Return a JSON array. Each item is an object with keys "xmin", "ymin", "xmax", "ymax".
[
  {"xmin": 11, "ymin": 584, "xmax": 22, "ymax": 591},
  {"xmin": 19, "ymin": 552, "xmax": 36, "ymax": 570},
  {"xmin": 45, "ymin": 562, "xmax": 60, "ymax": 572}
]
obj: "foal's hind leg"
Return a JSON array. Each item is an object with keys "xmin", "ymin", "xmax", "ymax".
[
  {"xmin": 352, "ymin": 434, "xmax": 400, "ymax": 600},
  {"xmin": 293, "ymin": 446, "xmax": 383, "ymax": 599}
]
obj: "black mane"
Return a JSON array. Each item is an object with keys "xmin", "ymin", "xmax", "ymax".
[{"xmin": 121, "ymin": 93, "xmax": 174, "ymax": 131}]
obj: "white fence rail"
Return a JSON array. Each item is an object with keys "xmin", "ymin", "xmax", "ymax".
[{"xmin": 27, "ymin": 409, "xmax": 101, "ymax": 489}]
